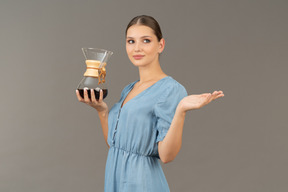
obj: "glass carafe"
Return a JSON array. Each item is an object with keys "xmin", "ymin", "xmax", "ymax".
[{"xmin": 77, "ymin": 48, "xmax": 113, "ymax": 100}]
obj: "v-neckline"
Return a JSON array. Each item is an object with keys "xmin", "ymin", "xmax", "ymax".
[{"xmin": 120, "ymin": 76, "xmax": 170, "ymax": 109}]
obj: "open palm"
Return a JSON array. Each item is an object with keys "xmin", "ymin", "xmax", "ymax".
[{"xmin": 180, "ymin": 90, "xmax": 224, "ymax": 112}]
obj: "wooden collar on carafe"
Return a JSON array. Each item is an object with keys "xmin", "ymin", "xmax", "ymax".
[{"xmin": 84, "ymin": 60, "xmax": 106, "ymax": 84}]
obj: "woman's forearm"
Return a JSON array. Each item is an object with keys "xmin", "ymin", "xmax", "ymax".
[
  {"xmin": 158, "ymin": 104, "xmax": 186, "ymax": 163},
  {"xmin": 98, "ymin": 110, "xmax": 110, "ymax": 148}
]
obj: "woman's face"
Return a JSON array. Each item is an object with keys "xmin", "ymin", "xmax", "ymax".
[{"xmin": 126, "ymin": 25, "xmax": 164, "ymax": 67}]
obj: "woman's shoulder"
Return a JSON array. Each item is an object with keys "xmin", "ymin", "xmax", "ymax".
[
  {"xmin": 161, "ymin": 76, "xmax": 187, "ymax": 92},
  {"xmin": 156, "ymin": 76, "xmax": 188, "ymax": 101}
]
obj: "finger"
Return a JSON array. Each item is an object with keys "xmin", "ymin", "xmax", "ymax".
[
  {"xmin": 214, "ymin": 90, "xmax": 222, "ymax": 95},
  {"xmin": 215, "ymin": 91, "xmax": 224, "ymax": 97},
  {"xmin": 207, "ymin": 91, "xmax": 223, "ymax": 102},
  {"xmin": 213, "ymin": 92, "xmax": 224, "ymax": 100},
  {"xmin": 208, "ymin": 93, "xmax": 215, "ymax": 102},
  {"xmin": 76, "ymin": 90, "xmax": 84, "ymax": 102},
  {"xmin": 203, "ymin": 93, "xmax": 212, "ymax": 103},
  {"xmin": 211, "ymin": 91, "xmax": 222, "ymax": 98},
  {"xmin": 99, "ymin": 89, "xmax": 103, "ymax": 102},
  {"xmin": 210, "ymin": 92, "xmax": 215, "ymax": 99},
  {"xmin": 91, "ymin": 89, "xmax": 97, "ymax": 103},
  {"xmin": 84, "ymin": 88, "xmax": 91, "ymax": 103},
  {"xmin": 217, "ymin": 93, "xmax": 225, "ymax": 98},
  {"xmin": 203, "ymin": 93, "xmax": 211, "ymax": 99}
]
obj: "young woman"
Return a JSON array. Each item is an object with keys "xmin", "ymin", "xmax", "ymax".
[{"xmin": 76, "ymin": 15, "xmax": 224, "ymax": 192}]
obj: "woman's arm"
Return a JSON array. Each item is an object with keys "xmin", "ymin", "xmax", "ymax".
[
  {"xmin": 98, "ymin": 111, "xmax": 110, "ymax": 148},
  {"xmin": 76, "ymin": 88, "xmax": 110, "ymax": 148},
  {"xmin": 158, "ymin": 106, "xmax": 186, "ymax": 164},
  {"xmin": 158, "ymin": 90, "xmax": 224, "ymax": 163}
]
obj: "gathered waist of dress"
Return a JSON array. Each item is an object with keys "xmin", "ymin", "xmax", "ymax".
[{"xmin": 110, "ymin": 145, "xmax": 159, "ymax": 158}]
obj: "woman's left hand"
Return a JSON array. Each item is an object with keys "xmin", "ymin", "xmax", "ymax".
[{"xmin": 178, "ymin": 90, "xmax": 224, "ymax": 112}]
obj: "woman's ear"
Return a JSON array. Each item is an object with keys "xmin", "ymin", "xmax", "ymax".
[{"xmin": 158, "ymin": 38, "xmax": 165, "ymax": 53}]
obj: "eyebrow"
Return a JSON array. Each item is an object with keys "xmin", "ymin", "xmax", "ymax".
[{"xmin": 126, "ymin": 36, "xmax": 152, "ymax": 39}]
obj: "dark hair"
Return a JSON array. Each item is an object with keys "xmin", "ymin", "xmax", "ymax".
[{"xmin": 125, "ymin": 15, "xmax": 163, "ymax": 41}]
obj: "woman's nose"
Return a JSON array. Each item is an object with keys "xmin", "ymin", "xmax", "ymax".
[{"xmin": 134, "ymin": 42, "xmax": 142, "ymax": 52}]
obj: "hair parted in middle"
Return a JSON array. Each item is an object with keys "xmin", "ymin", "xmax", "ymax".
[{"xmin": 125, "ymin": 15, "xmax": 163, "ymax": 42}]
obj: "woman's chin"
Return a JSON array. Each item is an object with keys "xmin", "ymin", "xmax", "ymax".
[{"xmin": 131, "ymin": 60, "xmax": 149, "ymax": 67}]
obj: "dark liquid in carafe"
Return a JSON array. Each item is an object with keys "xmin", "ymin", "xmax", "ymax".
[{"xmin": 77, "ymin": 88, "xmax": 108, "ymax": 100}]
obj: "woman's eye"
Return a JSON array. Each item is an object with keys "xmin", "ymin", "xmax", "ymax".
[
  {"xmin": 143, "ymin": 39, "xmax": 151, "ymax": 43},
  {"xmin": 127, "ymin": 40, "xmax": 134, "ymax": 44}
]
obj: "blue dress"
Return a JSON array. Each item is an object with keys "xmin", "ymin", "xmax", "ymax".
[{"xmin": 105, "ymin": 76, "xmax": 188, "ymax": 192}]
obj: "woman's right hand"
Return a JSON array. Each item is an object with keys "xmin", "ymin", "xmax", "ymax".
[{"xmin": 76, "ymin": 88, "xmax": 108, "ymax": 113}]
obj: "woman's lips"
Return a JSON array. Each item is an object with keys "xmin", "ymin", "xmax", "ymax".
[{"xmin": 133, "ymin": 55, "xmax": 144, "ymax": 60}]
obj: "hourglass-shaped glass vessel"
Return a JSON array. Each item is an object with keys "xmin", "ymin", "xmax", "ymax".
[{"xmin": 77, "ymin": 48, "xmax": 113, "ymax": 100}]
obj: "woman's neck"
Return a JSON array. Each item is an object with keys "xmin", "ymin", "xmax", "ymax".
[{"xmin": 138, "ymin": 61, "xmax": 167, "ymax": 83}]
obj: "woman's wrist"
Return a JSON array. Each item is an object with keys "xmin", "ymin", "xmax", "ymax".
[
  {"xmin": 97, "ymin": 109, "xmax": 108, "ymax": 117},
  {"xmin": 176, "ymin": 102, "xmax": 186, "ymax": 117}
]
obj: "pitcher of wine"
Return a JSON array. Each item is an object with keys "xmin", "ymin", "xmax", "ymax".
[{"xmin": 77, "ymin": 47, "xmax": 113, "ymax": 100}]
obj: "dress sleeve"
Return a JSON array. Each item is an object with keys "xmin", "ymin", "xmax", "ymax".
[{"xmin": 153, "ymin": 81, "xmax": 188, "ymax": 143}]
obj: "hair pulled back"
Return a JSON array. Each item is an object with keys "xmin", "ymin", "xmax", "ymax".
[{"xmin": 125, "ymin": 15, "xmax": 163, "ymax": 42}]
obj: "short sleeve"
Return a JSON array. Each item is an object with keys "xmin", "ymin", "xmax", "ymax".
[{"xmin": 153, "ymin": 81, "xmax": 188, "ymax": 143}]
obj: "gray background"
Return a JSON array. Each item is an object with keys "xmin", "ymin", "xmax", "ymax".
[{"xmin": 0, "ymin": 0, "xmax": 287, "ymax": 191}]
